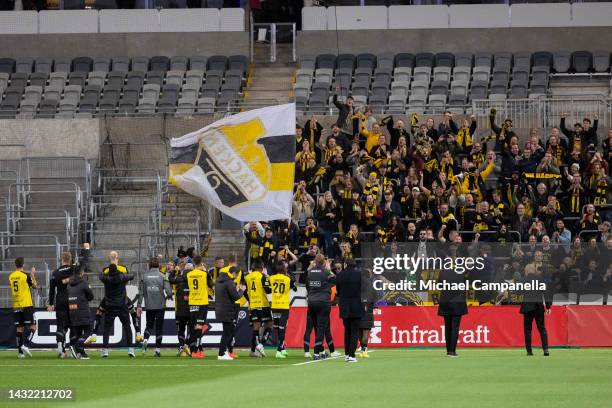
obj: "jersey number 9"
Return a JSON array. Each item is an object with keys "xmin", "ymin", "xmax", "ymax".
[{"xmin": 192, "ymin": 279, "xmax": 199, "ymax": 290}]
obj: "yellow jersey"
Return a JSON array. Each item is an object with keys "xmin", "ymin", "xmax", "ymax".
[
  {"xmin": 103, "ymin": 264, "xmax": 128, "ymax": 274},
  {"xmin": 244, "ymin": 270, "xmax": 270, "ymax": 309},
  {"xmin": 186, "ymin": 268, "xmax": 209, "ymax": 306},
  {"xmin": 220, "ymin": 265, "xmax": 247, "ymax": 306},
  {"xmin": 9, "ymin": 270, "xmax": 34, "ymax": 309},
  {"xmin": 269, "ymin": 274, "xmax": 292, "ymax": 310}
]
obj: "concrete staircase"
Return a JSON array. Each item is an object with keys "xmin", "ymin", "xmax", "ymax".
[
  {"xmin": 245, "ymin": 43, "xmax": 295, "ymax": 106},
  {"xmin": 202, "ymin": 228, "xmax": 246, "ymax": 270}
]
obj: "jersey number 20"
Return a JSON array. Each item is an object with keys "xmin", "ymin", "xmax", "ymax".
[{"xmin": 273, "ymin": 282, "xmax": 286, "ymax": 294}]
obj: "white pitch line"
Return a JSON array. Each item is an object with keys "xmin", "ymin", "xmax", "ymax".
[
  {"xmin": 293, "ymin": 350, "xmax": 376, "ymax": 366},
  {"xmin": 1, "ymin": 363, "xmax": 287, "ymax": 368}
]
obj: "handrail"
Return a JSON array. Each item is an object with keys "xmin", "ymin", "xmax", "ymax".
[
  {"xmin": 0, "ymin": 234, "xmax": 61, "ymax": 269},
  {"xmin": 7, "ymin": 208, "xmax": 72, "ymax": 249}
]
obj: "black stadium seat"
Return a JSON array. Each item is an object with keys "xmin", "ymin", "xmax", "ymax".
[
  {"xmin": 532, "ymin": 51, "xmax": 553, "ymax": 70},
  {"xmin": 315, "ymin": 54, "xmax": 336, "ymax": 70},
  {"xmin": 0, "ymin": 58, "xmax": 16, "ymax": 74},
  {"xmin": 336, "ymin": 54, "xmax": 355, "ymax": 71},
  {"xmin": 415, "ymin": 52, "xmax": 434, "ymax": 68},
  {"xmin": 435, "ymin": 52, "xmax": 455, "ymax": 68},
  {"xmin": 73, "ymin": 57, "xmax": 93, "ymax": 73},
  {"xmin": 150, "ymin": 56, "xmax": 170, "ymax": 73},
  {"xmin": 394, "ymin": 53, "xmax": 415, "ymax": 68},
  {"xmin": 571, "ymin": 51, "xmax": 593, "ymax": 73},
  {"xmin": 207, "ymin": 55, "xmax": 228, "ymax": 71}
]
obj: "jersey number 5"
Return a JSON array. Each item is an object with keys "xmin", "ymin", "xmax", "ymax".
[{"xmin": 12, "ymin": 281, "xmax": 18, "ymax": 293}]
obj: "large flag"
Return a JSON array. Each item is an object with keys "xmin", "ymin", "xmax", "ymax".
[{"xmin": 169, "ymin": 104, "xmax": 296, "ymax": 221}]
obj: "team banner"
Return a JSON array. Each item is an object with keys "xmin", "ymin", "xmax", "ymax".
[{"xmin": 169, "ymin": 104, "xmax": 296, "ymax": 221}]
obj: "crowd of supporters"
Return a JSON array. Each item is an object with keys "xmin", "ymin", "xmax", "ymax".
[{"xmin": 244, "ymin": 93, "xmax": 612, "ymax": 297}]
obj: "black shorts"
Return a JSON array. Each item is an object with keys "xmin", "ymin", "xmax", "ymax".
[
  {"xmin": 271, "ymin": 309, "xmax": 289, "ymax": 328},
  {"xmin": 56, "ymin": 309, "xmax": 71, "ymax": 329},
  {"xmin": 249, "ymin": 307, "xmax": 272, "ymax": 323},
  {"xmin": 359, "ymin": 305, "xmax": 374, "ymax": 329},
  {"xmin": 189, "ymin": 305, "xmax": 208, "ymax": 325},
  {"xmin": 13, "ymin": 307, "xmax": 35, "ymax": 327}
]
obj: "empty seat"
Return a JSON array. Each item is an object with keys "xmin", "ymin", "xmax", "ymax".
[
  {"xmin": 472, "ymin": 66, "xmax": 490, "ymax": 82},
  {"xmin": 373, "ymin": 68, "xmax": 392, "ymax": 86},
  {"xmin": 73, "ymin": 57, "xmax": 93, "ymax": 73},
  {"xmin": 415, "ymin": 52, "xmax": 434, "ymax": 68},
  {"xmin": 413, "ymin": 67, "xmax": 431, "ymax": 83},
  {"xmin": 449, "ymin": 93, "xmax": 467, "ymax": 106},
  {"xmin": 408, "ymin": 94, "xmax": 426, "ymax": 110},
  {"xmin": 126, "ymin": 72, "xmax": 145, "ymax": 89},
  {"xmin": 450, "ymin": 81, "xmax": 469, "ymax": 96},
  {"xmin": 54, "ymin": 58, "xmax": 72, "ymax": 74},
  {"xmin": 93, "ymin": 57, "xmax": 111, "ymax": 73},
  {"xmin": 489, "ymin": 93, "xmax": 506, "ymax": 101},
  {"xmin": 102, "ymin": 85, "xmax": 122, "ymax": 101},
  {"xmin": 107, "ymin": 71, "xmax": 126, "ymax": 88},
  {"xmin": 87, "ymin": 71, "xmax": 107, "ymax": 88},
  {"xmin": 10, "ymin": 73, "xmax": 28, "ymax": 89},
  {"xmin": 531, "ymin": 66, "xmax": 550, "ymax": 83},
  {"xmin": 5, "ymin": 85, "xmax": 24, "ymax": 100},
  {"xmin": 393, "ymin": 67, "xmax": 412, "ymax": 83},
  {"xmin": 63, "ymin": 85, "xmax": 82, "ymax": 101},
  {"xmin": 23, "ymin": 85, "xmax": 43, "ymax": 102},
  {"xmin": 490, "ymin": 80, "xmax": 508, "ymax": 95},
  {"xmin": 19, "ymin": 98, "xmax": 38, "ymax": 115},
  {"xmin": 433, "ymin": 66, "xmax": 451, "ymax": 82},
  {"xmin": 492, "ymin": 68, "xmax": 510, "ymax": 83},
  {"xmin": 395, "ymin": 53, "xmax": 415, "ymax": 68},
  {"xmin": 494, "ymin": 52, "xmax": 513, "ymax": 70},
  {"xmin": 513, "ymin": 52, "xmax": 532, "ymax": 70},
  {"xmin": 532, "ymin": 51, "xmax": 553, "ymax": 70},
  {"xmin": 553, "ymin": 51, "xmax": 571, "ymax": 73},
  {"xmin": 201, "ymin": 83, "xmax": 219, "ymax": 99},
  {"xmin": 35, "ymin": 58, "xmax": 53, "ymax": 74},
  {"xmin": 205, "ymin": 70, "xmax": 224, "ymax": 84},
  {"xmin": 0, "ymin": 72, "xmax": 7, "ymax": 90},
  {"xmin": 314, "ymin": 68, "xmax": 333, "ymax": 84},
  {"xmin": 336, "ymin": 54, "xmax": 355, "ymax": 71},
  {"xmin": 455, "ymin": 52, "xmax": 473, "ymax": 68},
  {"xmin": 435, "ymin": 52, "xmax": 455, "ymax": 68},
  {"xmin": 354, "ymin": 67, "xmax": 372, "ymax": 83},
  {"xmin": 78, "ymin": 97, "xmax": 98, "ymax": 113},
  {"xmin": 166, "ymin": 70, "xmax": 185, "ymax": 86},
  {"xmin": 293, "ymin": 84, "xmax": 310, "ymax": 100},
  {"xmin": 83, "ymin": 85, "xmax": 101, "ymax": 100},
  {"xmin": 470, "ymin": 80, "xmax": 488, "ymax": 100},
  {"xmin": 509, "ymin": 80, "xmax": 528, "ymax": 99},
  {"xmin": 350, "ymin": 82, "xmax": 369, "ymax": 97},
  {"xmin": 453, "ymin": 66, "xmax": 471, "ymax": 82},
  {"xmin": 146, "ymin": 71, "xmax": 165, "ymax": 87},
  {"xmin": 356, "ymin": 53, "xmax": 376, "ymax": 71},
  {"xmin": 43, "ymin": 85, "xmax": 63, "ymax": 101},
  {"xmin": 99, "ymin": 94, "xmax": 118, "ymax": 112},
  {"xmin": 0, "ymin": 58, "xmax": 16, "ymax": 73},
  {"xmin": 376, "ymin": 52, "xmax": 394, "ymax": 70},
  {"xmin": 185, "ymin": 70, "xmax": 204, "ymax": 87},
  {"xmin": 390, "ymin": 81, "xmax": 410, "ymax": 98},
  {"xmin": 29, "ymin": 72, "xmax": 48, "ymax": 88},
  {"xmin": 161, "ymin": 83, "xmax": 180, "ymax": 100},
  {"xmin": 122, "ymin": 83, "xmax": 141, "ymax": 101},
  {"xmin": 387, "ymin": 94, "xmax": 406, "ymax": 110},
  {"xmin": 295, "ymin": 68, "xmax": 314, "ymax": 83},
  {"xmin": 430, "ymin": 80, "xmax": 449, "ymax": 96},
  {"xmin": 474, "ymin": 52, "xmax": 492, "ymax": 69},
  {"xmin": 132, "ymin": 57, "xmax": 150, "ymax": 72},
  {"xmin": 181, "ymin": 83, "xmax": 200, "ymax": 100},
  {"xmin": 58, "ymin": 99, "xmax": 78, "ymax": 115},
  {"xmin": 208, "ymin": 55, "xmax": 228, "ymax": 71},
  {"xmin": 112, "ymin": 57, "xmax": 130, "ymax": 73},
  {"xmin": 228, "ymin": 55, "xmax": 248, "ymax": 74},
  {"xmin": 316, "ymin": 54, "xmax": 336, "ymax": 70},
  {"xmin": 190, "ymin": 56, "xmax": 208, "ymax": 72},
  {"xmin": 572, "ymin": 51, "xmax": 593, "ymax": 73},
  {"xmin": 68, "ymin": 72, "xmax": 87, "ymax": 87},
  {"xmin": 299, "ymin": 55, "xmax": 316, "ymax": 71},
  {"xmin": 38, "ymin": 99, "xmax": 58, "ymax": 117},
  {"xmin": 410, "ymin": 81, "xmax": 428, "ymax": 96},
  {"xmin": 137, "ymin": 97, "xmax": 157, "ymax": 114},
  {"xmin": 157, "ymin": 96, "xmax": 178, "ymax": 113},
  {"xmin": 428, "ymin": 93, "xmax": 447, "ymax": 109},
  {"xmin": 334, "ymin": 68, "xmax": 352, "ymax": 88},
  {"xmin": 371, "ymin": 83, "xmax": 389, "ymax": 98},
  {"xmin": 15, "ymin": 58, "xmax": 34, "ymax": 74},
  {"xmin": 593, "ymin": 51, "xmax": 611, "ymax": 73},
  {"xmin": 117, "ymin": 99, "xmax": 137, "ymax": 114},
  {"xmin": 142, "ymin": 84, "xmax": 161, "ymax": 100},
  {"xmin": 512, "ymin": 67, "xmax": 530, "ymax": 82},
  {"xmin": 311, "ymin": 82, "xmax": 330, "ymax": 100},
  {"xmin": 170, "ymin": 56, "xmax": 189, "ymax": 72},
  {"xmin": 196, "ymin": 97, "xmax": 215, "ymax": 114},
  {"xmin": 150, "ymin": 56, "xmax": 170, "ymax": 72},
  {"xmin": 176, "ymin": 97, "xmax": 196, "ymax": 114}
]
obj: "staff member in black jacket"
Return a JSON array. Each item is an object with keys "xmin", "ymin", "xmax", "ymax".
[
  {"xmin": 437, "ymin": 268, "xmax": 468, "ymax": 357},
  {"xmin": 306, "ymin": 254, "xmax": 336, "ymax": 360},
  {"xmin": 168, "ymin": 262, "xmax": 191, "ymax": 357},
  {"xmin": 215, "ymin": 265, "xmax": 245, "ymax": 361},
  {"xmin": 99, "ymin": 263, "xmax": 135, "ymax": 358},
  {"xmin": 520, "ymin": 263, "xmax": 551, "ymax": 356},
  {"xmin": 66, "ymin": 267, "xmax": 94, "ymax": 360},
  {"xmin": 47, "ymin": 252, "xmax": 75, "ymax": 358},
  {"xmin": 335, "ymin": 260, "xmax": 363, "ymax": 363}
]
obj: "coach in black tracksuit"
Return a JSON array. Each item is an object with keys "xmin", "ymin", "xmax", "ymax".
[
  {"xmin": 306, "ymin": 254, "xmax": 336, "ymax": 360},
  {"xmin": 67, "ymin": 268, "xmax": 94, "ymax": 358},
  {"xmin": 215, "ymin": 270, "xmax": 245, "ymax": 358},
  {"xmin": 99, "ymin": 264, "xmax": 135, "ymax": 351},
  {"xmin": 520, "ymin": 264, "xmax": 552, "ymax": 356},
  {"xmin": 168, "ymin": 267, "xmax": 191, "ymax": 352},
  {"xmin": 48, "ymin": 254, "xmax": 75, "ymax": 356},
  {"xmin": 437, "ymin": 268, "xmax": 468, "ymax": 357},
  {"xmin": 335, "ymin": 261, "xmax": 363, "ymax": 360}
]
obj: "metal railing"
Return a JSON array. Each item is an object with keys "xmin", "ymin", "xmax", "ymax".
[{"xmin": 250, "ymin": 21, "xmax": 297, "ymax": 63}]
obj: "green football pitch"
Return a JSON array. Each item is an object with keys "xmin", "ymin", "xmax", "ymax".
[{"xmin": 1, "ymin": 348, "xmax": 611, "ymax": 408}]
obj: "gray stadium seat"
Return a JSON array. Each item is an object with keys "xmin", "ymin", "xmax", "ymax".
[
  {"xmin": 430, "ymin": 80, "xmax": 449, "ymax": 96},
  {"xmin": 387, "ymin": 94, "xmax": 406, "ymax": 113},
  {"xmin": 63, "ymin": 85, "xmax": 82, "ymax": 101},
  {"xmin": 513, "ymin": 52, "xmax": 532, "ymax": 70},
  {"xmin": 553, "ymin": 51, "xmax": 571, "ymax": 73},
  {"xmin": 35, "ymin": 58, "xmax": 53, "ymax": 74},
  {"xmin": 107, "ymin": 71, "xmax": 126, "ymax": 88},
  {"xmin": 15, "ymin": 58, "xmax": 34, "ymax": 74},
  {"xmin": 450, "ymin": 81, "xmax": 469, "ymax": 97},
  {"xmin": 433, "ymin": 66, "xmax": 451, "ymax": 82},
  {"xmin": 208, "ymin": 55, "xmax": 228, "ymax": 71},
  {"xmin": 142, "ymin": 84, "xmax": 161, "ymax": 100},
  {"xmin": 189, "ymin": 56, "xmax": 208, "ymax": 72},
  {"xmin": 146, "ymin": 71, "xmax": 165, "ymax": 87},
  {"xmin": 449, "ymin": 94, "xmax": 467, "ymax": 106},
  {"xmin": 472, "ymin": 66, "xmax": 490, "ymax": 82},
  {"xmin": 185, "ymin": 70, "xmax": 204, "ymax": 88},
  {"xmin": 131, "ymin": 57, "xmax": 150, "ymax": 73},
  {"xmin": 150, "ymin": 56, "xmax": 170, "ymax": 73},
  {"xmin": 23, "ymin": 85, "xmax": 43, "ymax": 103},
  {"xmin": 533, "ymin": 51, "xmax": 553, "ymax": 70},
  {"xmin": 335, "ymin": 68, "xmax": 352, "ymax": 88},
  {"xmin": 10, "ymin": 73, "xmax": 28, "ymax": 89},
  {"xmin": 176, "ymin": 97, "xmax": 196, "ymax": 114},
  {"xmin": 492, "ymin": 67, "xmax": 510, "ymax": 83},
  {"xmin": 435, "ymin": 52, "xmax": 454, "ymax": 68},
  {"xmin": 413, "ymin": 67, "xmax": 431, "ymax": 83},
  {"xmin": 350, "ymin": 82, "xmax": 369, "ymax": 97},
  {"xmin": 376, "ymin": 52, "xmax": 394, "ymax": 70},
  {"xmin": 83, "ymin": 85, "xmax": 101, "ymax": 100},
  {"xmin": 454, "ymin": 52, "xmax": 473, "ymax": 68},
  {"xmin": 43, "ymin": 85, "xmax": 63, "ymax": 101},
  {"xmin": 87, "ymin": 71, "xmax": 107, "ymax": 88},
  {"xmin": 390, "ymin": 81, "xmax": 410, "ymax": 98},
  {"xmin": 474, "ymin": 52, "xmax": 492, "ymax": 69},
  {"xmin": 494, "ymin": 52, "xmax": 513, "ymax": 69},
  {"xmin": 532, "ymin": 66, "xmax": 550, "ymax": 84},
  {"xmin": 353, "ymin": 67, "xmax": 371, "ymax": 84},
  {"xmin": 490, "ymin": 80, "xmax": 508, "ymax": 95},
  {"xmin": 373, "ymin": 68, "xmax": 392, "ymax": 86},
  {"xmin": 170, "ymin": 56, "xmax": 188, "ymax": 72},
  {"xmin": 68, "ymin": 72, "xmax": 87, "ymax": 87},
  {"xmin": 470, "ymin": 80, "xmax": 488, "ymax": 100},
  {"xmin": 299, "ymin": 55, "xmax": 315, "ymax": 71},
  {"xmin": 181, "ymin": 83, "xmax": 200, "ymax": 101},
  {"xmin": 93, "ymin": 57, "xmax": 111, "ymax": 73},
  {"xmin": 593, "ymin": 51, "xmax": 611, "ymax": 73},
  {"xmin": 112, "ymin": 57, "xmax": 130, "ymax": 73},
  {"xmin": 228, "ymin": 55, "xmax": 248, "ymax": 74},
  {"xmin": 316, "ymin": 54, "xmax": 336, "ymax": 70},
  {"xmin": 428, "ymin": 94, "xmax": 447, "ymax": 109},
  {"xmin": 489, "ymin": 93, "xmax": 507, "ymax": 101},
  {"xmin": 48, "ymin": 72, "xmax": 67, "ymax": 89},
  {"xmin": 126, "ymin": 72, "xmax": 145, "ymax": 89},
  {"xmin": 572, "ymin": 51, "xmax": 593, "ymax": 73},
  {"xmin": 408, "ymin": 94, "xmax": 426, "ymax": 110},
  {"xmin": 410, "ymin": 81, "xmax": 428, "ymax": 96},
  {"xmin": 512, "ymin": 67, "xmax": 530, "ymax": 82},
  {"xmin": 73, "ymin": 57, "xmax": 93, "ymax": 73},
  {"xmin": 356, "ymin": 53, "xmax": 376, "ymax": 70},
  {"xmin": 166, "ymin": 70, "xmax": 185, "ymax": 86},
  {"xmin": 122, "ymin": 83, "xmax": 141, "ymax": 101},
  {"xmin": 197, "ymin": 97, "xmax": 216, "ymax": 114},
  {"xmin": 29, "ymin": 72, "xmax": 48, "ymax": 88},
  {"xmin": 393, "ymin": 67, "xmax": 412, "ymax": 83},
  {"xmin": 453, "ymin": 66, "xmax": 471, "ymax": 82},
  {"xmin": 137, "ymin": 98, "xmax": 157, "ymax": 114},
  {"xmin": 509, "ymin": 80, "xmax": 528, "ymax": 99},
  {"xmin": 415, "ymin": 52, "xmax": 434, "ymax": 68},
  {"xmin": 314, "ymin": 68, "xmax": 333, "ymax": 84},
  {"xmin": 336, "ymin": 54, "xmax": 355, "ymax": 71},
  {"xmin": 54, "ymin": 58, "xmax": 72, "ymax": 74},
  {"xmin": 38, "ymin": 99, "xmax": 58, "ymax": 117},
  {"xmin": 395, "ymin": 53, "xmax": 415, "ymax": 68}
]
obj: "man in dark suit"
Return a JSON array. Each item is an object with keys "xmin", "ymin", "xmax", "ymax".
[
  {"xmin": 437, "ymin": 268, "xmax": 468, "ymax": 357},
  {"xmin": 520, "ymin": 263, "xmax": 551, "ymax": 356},
  {"xmin": 335, "ymin": 260, "xmax": 364, "ymax": 363}
]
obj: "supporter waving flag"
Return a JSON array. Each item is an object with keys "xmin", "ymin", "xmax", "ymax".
[{"xmin": 169, "ymin": 104, "xmax": 296, "ymax": 221}]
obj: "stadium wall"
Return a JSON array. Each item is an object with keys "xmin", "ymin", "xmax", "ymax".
[
  {"xmin": 0, "ymin": 32, "xmax": 249, "ymax": 59},
  {"xmin": 297, "ymin": 27, "xmax": 612, "ymax": 56}
]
